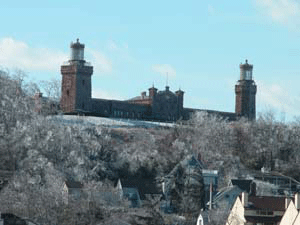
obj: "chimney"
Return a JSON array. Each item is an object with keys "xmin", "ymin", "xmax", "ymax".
[
  {"xmin": 149, "ymin": 86, "xmax": 158, "ymax": 97},
  {"xmin": 286, "ymin": 198, "xmax": 292, "ymax": 209},
  {"xmin": 141, "ymin": 91, "xmax": 146, "ymax": 99},
  {"xmin": 209, "ymin": 182, "xmax": 213, "ymax": 210},
  {"xmin": 175, "ymin": 89, "xmax": 184, "ymax": 96},
  {"xmin": 249, "ymin": 182, "xmax": 256, "ymax": 196},
  {"xmin": 34, "ymin": 92, "xmax": 43, "ymax": 113},
  {"xmin": 295, "ymin": 193, "xmax": 300, "ymax": 210},
  {"xmin": 242, "ymin": 192, "xmax": 248, "ymax": 207}
]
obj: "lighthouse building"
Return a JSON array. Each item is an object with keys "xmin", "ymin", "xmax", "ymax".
[{"xmin": 60, "ymin": 40, "xmax": 256, "ymax": 122}]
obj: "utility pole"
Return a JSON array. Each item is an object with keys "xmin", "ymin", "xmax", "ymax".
[{"xmin": 209, "ymin": 182, "xmax": 212, "ymax": 210}]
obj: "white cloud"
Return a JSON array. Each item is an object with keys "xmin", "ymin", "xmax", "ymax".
[
  {"xmin": 0, "ymin": 37, "xmax": 68, "ymax": 71},
  {"xmin": 152, "ymin": 64, "xmax": 176, "ymax": 78},
  {"xmin": 107, "ymin": 39, "xmax": 134, "ymax": 63},
  {"xmin": 0, "ymin": 37, "xmax": 113, "ymax": 74},
  {"xmin": 86, "ymin": 49, "xmax": 112, "ymax": 73},
  {"xmin": 92, "ymin": 89, "xmax": 124, "ymax": 100},
  {"xmin": 257, "ymin": 80, "xmax": 300, "ymax": 117},
  {"xmin": 255, "ymin": 0, "xmax": 300, "ymax": 25}
]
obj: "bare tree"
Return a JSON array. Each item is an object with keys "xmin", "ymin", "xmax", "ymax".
[{"xmin": 39, "ymin": 77, "xmax": 61, "ymax": 100}]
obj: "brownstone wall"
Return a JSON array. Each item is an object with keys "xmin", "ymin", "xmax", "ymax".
[
  {"xmin": 235, "ymin": 80, "xmax": 257, "ymax": 120},
  {"xmin": 152, "ymin": 90, "xmax": 181, "ymax": 121},
  {"xmin": 61, "ymin": 63, "xmax": 93, "ymax": 113},
  {"xmin": 60, "ymin": 73, "xmax": 76, "ymax": 113},
  {"xmin": 92, "ymin": 98, "xmax": 150, "ymax": 119}
]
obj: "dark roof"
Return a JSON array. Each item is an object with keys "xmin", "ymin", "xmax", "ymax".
[
  {"xmin": 65, "ymin": 180, "xmax": 83, "ymax": 189},
  {"xmin": 119, "ymin": 177, "xmax": 161, "ymax": 200},
  {"xmin": 231, "ymin": 179, "xmax": 253, "ymax": 193},
  {"xmin": 157, "ymin": 90, "xmax": 176, "ymax": 97},
  {"xmin": 1, "ymin": 213, "xmax": 27, "ymax": 225},
  {"xmin": 127, "ymin": 96, "xmax": 151, "ymax": 101},
  {"xmin": 245, "ymin": 216, "xmax": 282, "ymax": 223},
  {"xmin": 247, "ymin": 196, "xmax": 286, "ymax": 211}
]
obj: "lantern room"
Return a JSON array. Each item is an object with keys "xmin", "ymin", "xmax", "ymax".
[
  {"xmin": 70, "ymin": 38, "xmax": 85, "ymax": 62},
  {"xmin": 239, "ymin": 59, "xmax": 253, "ymax": 81}
]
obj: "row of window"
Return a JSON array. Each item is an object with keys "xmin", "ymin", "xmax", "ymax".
[{"xmin": 113, "ymin": 110, "xmax": 142, "ymax": 119}]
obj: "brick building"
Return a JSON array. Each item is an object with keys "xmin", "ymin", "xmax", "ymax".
[
  {"xmin": 226, "ymin": 192, "xmax": 287, "ymax": 225},
  {"xmin": 60, "ymin": 39, "xmax": 257, "ymax": 122}
]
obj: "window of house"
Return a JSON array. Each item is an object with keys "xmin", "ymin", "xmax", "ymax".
[
  {"xmin": 256, "ymin": 210, "xmax": 273, "ymax": 216},
  {"xmin": 82, "ymin": 80, "xmax": 85, "ymax": 86},
  {"xmin": 67, "ymin": 90, "xmax": 69, "ymax": 96}
]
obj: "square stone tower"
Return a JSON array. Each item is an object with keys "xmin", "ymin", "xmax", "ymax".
[
  {"xmin": 61, "ymin": 39, "xmax": 93, "ymax": 113},
  {"xmin": 235, "ymin": 60, "xmax": 257, "ymax": 120}
]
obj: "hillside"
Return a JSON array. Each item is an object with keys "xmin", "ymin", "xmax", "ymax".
[
  {"xmin": 50, "ymin": 114, "xmax": 176, "ymax": 128},
  {"xmin": 1, "ymin": 72, "xmax": 300, "ymax": 224}
]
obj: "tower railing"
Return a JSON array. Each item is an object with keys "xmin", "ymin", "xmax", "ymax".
[{"xmin": 62, "ymin": 61, "xmax": 92, "ymax": 67}]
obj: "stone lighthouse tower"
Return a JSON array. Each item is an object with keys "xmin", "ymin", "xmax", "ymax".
[
  {"xmin": 61, "ymin": 39, "xmax": 93, "ymax": 113},
  {"xmin": 235, "ymin": 60, "xmax": 257, "ymax": 120}
]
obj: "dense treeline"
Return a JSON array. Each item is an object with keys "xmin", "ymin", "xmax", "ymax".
[{"xmin": 1, "ymin": 70, "xmax": 300, "ymax": 224}]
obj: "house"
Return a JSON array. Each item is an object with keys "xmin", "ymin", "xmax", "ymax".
[
  {"xmin": 0, "ymin": 213, "xmax": 27, "ymax": 225},
  {"xmin": 196, "ymin": 211, "xmax": 210, "ymax": 225},
  {"xmin": 278, "ymin": 193, "xmax": 300, "ymax": 225},
  {"xmin": 212, "ymin": 185, "xmax": 243, "ymax": 210},
  {"xmin": 253, "ymin": 172, "xmax": 300, "ymax": 196},
  {"xmin": 0, "ymin": 213, "xmax": 39, "ymax": 225},
  {"xmin": 202, "ymin": 169, "xmax": 218, "ymax": 207},
  {"xmin": 226, "ymin": 192, "xmax": 286, "ymax": 225},
  {"xmin": 116, "ymin": 177, "xmax": 162, "ymax": 208},
  {"xmin": 207, "ymin": 178, "xmax": 253, "ymax": 210},
  {"xmin": 63, "ymin": 180, "xmax": 84, "ymax": 204},
  {"xmin": 231, "ymin": 179, "xmax": 256, "ymax": 195}
]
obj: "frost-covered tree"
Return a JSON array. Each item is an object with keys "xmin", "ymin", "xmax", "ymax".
[{"xmin": 39, "ymin": 77, "xmax": 61, "ymax": 100}]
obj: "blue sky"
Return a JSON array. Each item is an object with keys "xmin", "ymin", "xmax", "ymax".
[{"xmin": 1, "ymin": 0, "xmax": 300, "ymax": 122}]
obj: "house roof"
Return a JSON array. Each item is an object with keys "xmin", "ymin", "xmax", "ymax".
[
  {"xmin": 157, "ymin": 90, "xmax": 176, "ymax": 96},
  {"xmin": 119, "ymin": 177, "xmax": 161, "ymax": 200},
  {"xmin": 213, "ymin": 186, "xmax": 242, "ymax": 204},
  {"xmin": 65, "ymin": 180, "xmax": 84, "ymax": 189},
  {"xmin": 1, "ymin": 213, "xmax": 27, "ymax": 225},
  {"xmin": 293, "ymin": 212, "xmax": 300, "ymax": 225},
  {"xmin": 246, "ymin": 195, "xmax": 286, "ymax": 211},
  {"xmin": 127, "ymin": 96, "xmax": 151, "ymax": 101},
  {"xmin": 231, "ymin": 179, "xmax": 253, "ymax": 193}
]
